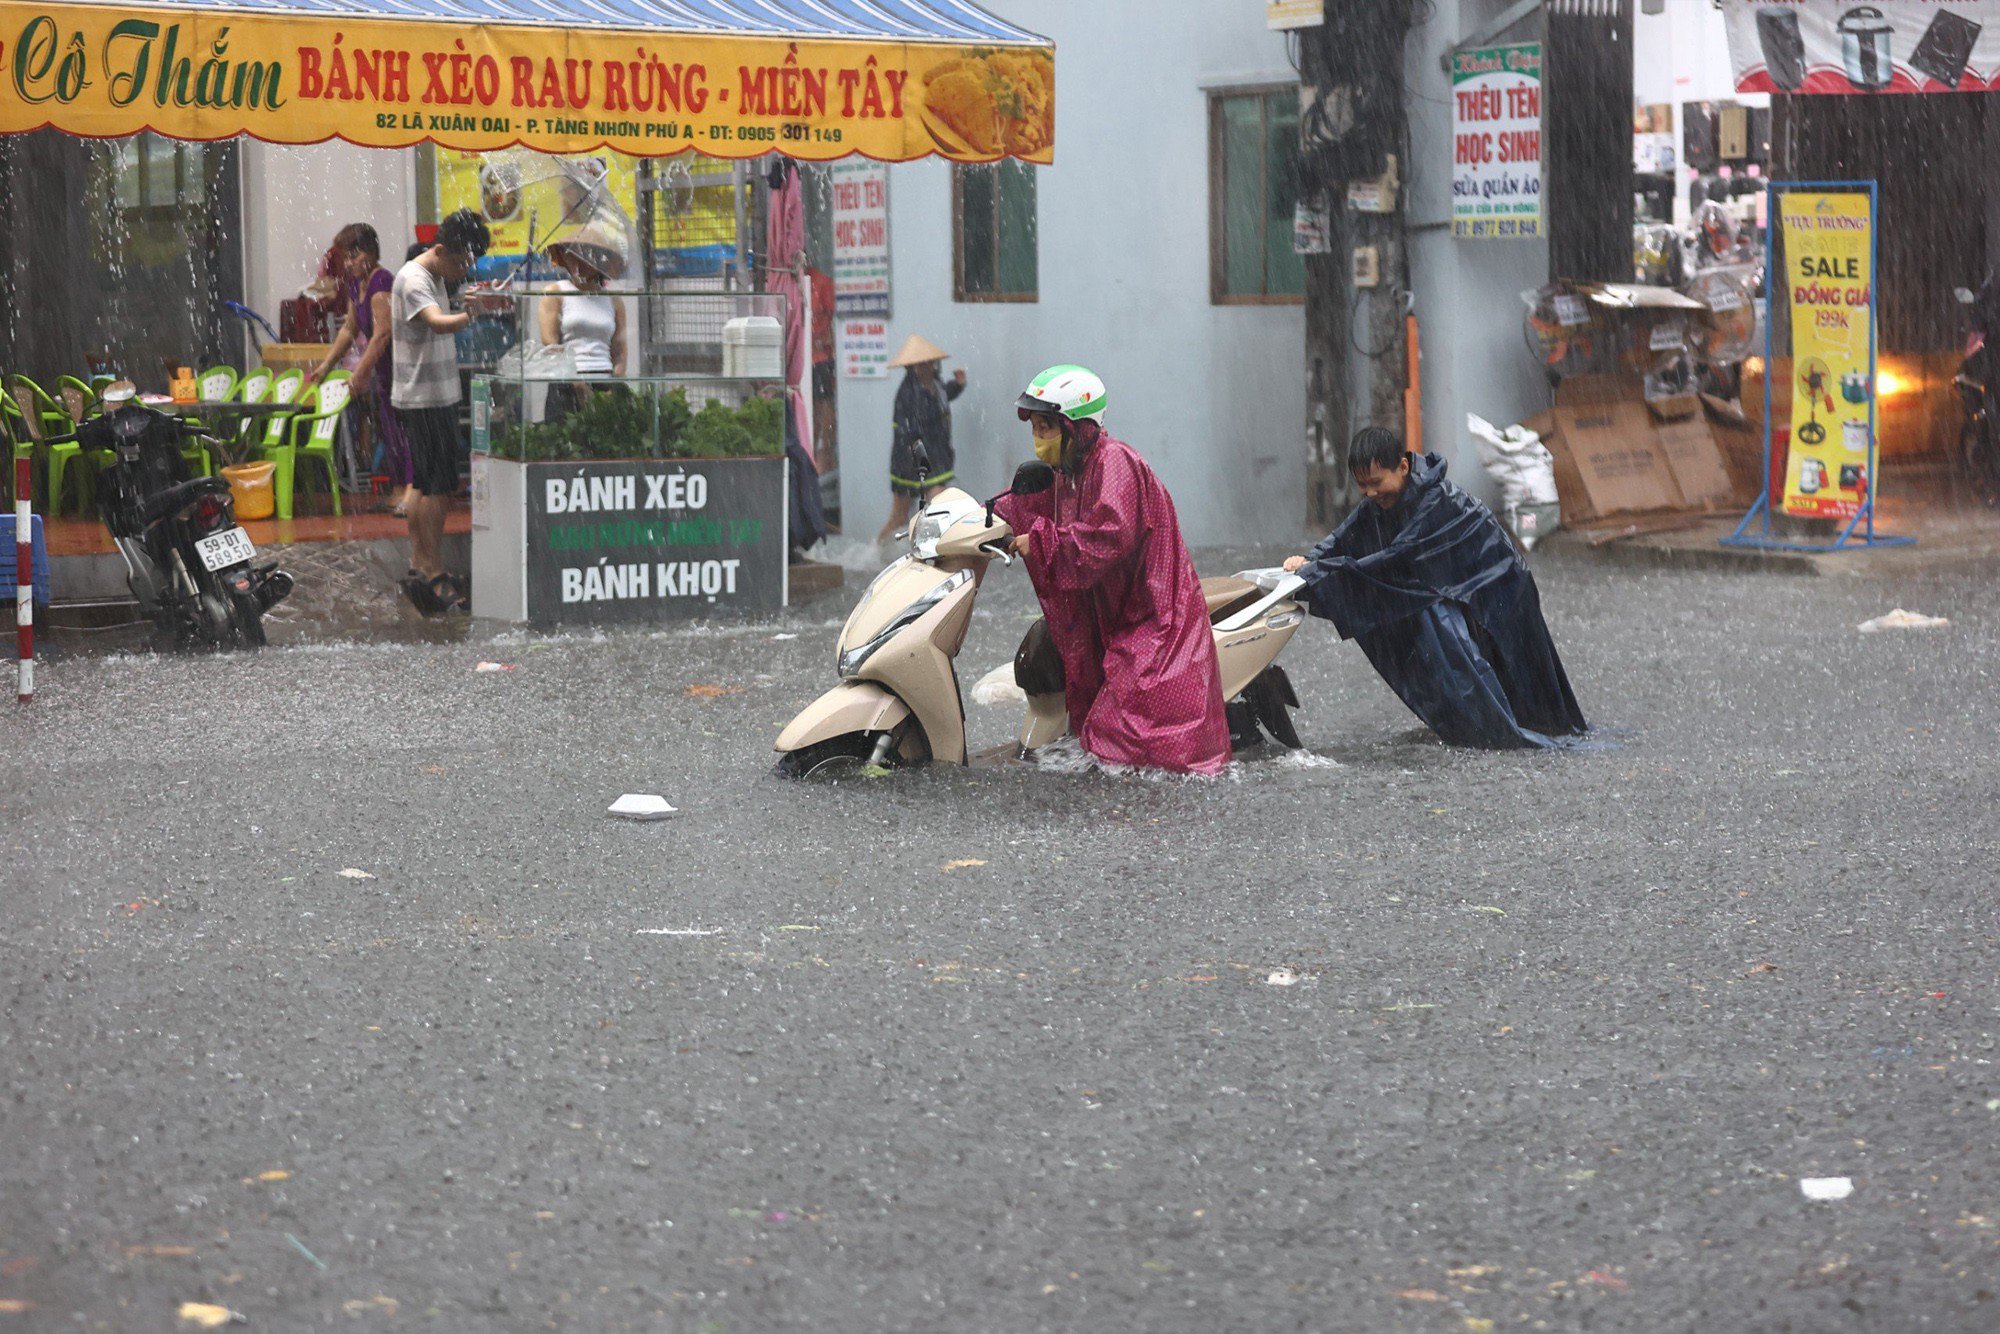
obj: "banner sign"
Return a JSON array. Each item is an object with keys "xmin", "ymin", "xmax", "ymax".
[
  {"xmin": 436, "ymin": 148, "xmax": 641, "ymax": 265},
  {"xmin": 830, "ymin": 161, "xmax": 890, "ymax": 317},
  {"xmin": 839, "ymin": 319, "xmax": 889, "ymax": 379},
  {"xmin": 525, "ymin": 458, "xmax": 787, "ymax": 625},
  {"xmin": 1722, "ymin": 1, "xmax": 2000, "ymax": 94},
  {"xmin": 1778, "ymin": 190, "xmax": 1875, "ymax": 520},
  {"xmin": 1451, "ymin": 43, "xmax": 1542, "ymax": 240},
  {"xmin": 0, "ymin": 4, "xmax": 1055, "ymax": 162}
]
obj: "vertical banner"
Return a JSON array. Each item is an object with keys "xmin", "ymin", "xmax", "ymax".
[
  {"xmin": 1450, "ymin": 43, "xmax": 1542, "ymax": 239},
  {"xmin": 830, "ymin": 162, "xmax": 891, "ymax": 316},
  {"xmin": 1778, "ymin": 191, "xmax": 1875, "ymax": 519}
]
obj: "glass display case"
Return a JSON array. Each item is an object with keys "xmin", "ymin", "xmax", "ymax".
[
  {"xmin": 468, "ymin": 288, "xmax": 796, "ymax": 627},
  {"xmin": 472, "ymin": 288, "xmax": 788, "ymax": 462}
]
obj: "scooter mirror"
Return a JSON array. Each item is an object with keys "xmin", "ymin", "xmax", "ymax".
[{"xmin": 1011, "ymin": 460, "xmax": 1056, "ymax": 496}]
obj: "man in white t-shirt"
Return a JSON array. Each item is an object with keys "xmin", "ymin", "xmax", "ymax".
[{"xmin": 391, "ymin": 208, "xmax": 489, "ymax": 613}]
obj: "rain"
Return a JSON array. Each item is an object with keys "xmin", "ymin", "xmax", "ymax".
[{"xmin": 3, "ymin": 1, "xmax": 1999, "ymax": 1329}]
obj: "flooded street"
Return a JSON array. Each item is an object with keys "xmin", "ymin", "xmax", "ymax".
[{"xmin": 7, "ymin": 545, "xmax": 1998, "ymax": 1330}]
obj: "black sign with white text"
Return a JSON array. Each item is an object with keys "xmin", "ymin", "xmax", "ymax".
[{"xmin": 523, "ymin": 458, "xmax": 787, "ymax": 626}]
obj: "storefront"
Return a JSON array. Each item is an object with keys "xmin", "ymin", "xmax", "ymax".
[{"xmin": 0, "ymin": 0, "xmax": 1056, "ymax": 617}]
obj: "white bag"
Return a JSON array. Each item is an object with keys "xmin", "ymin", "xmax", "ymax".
[{"xmin": 1467, "ymin": 413, "xmax": 1560, "ymax": 549}]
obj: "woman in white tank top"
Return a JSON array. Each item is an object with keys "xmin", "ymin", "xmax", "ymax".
[{"xmin": 539, "ymin": 233, "xmax": 629, "ymax": 423}]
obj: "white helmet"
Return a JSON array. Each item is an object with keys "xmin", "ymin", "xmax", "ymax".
[{"xmin": 1015, "ymin": 364, "xmax": 1107, "ymax": 425}]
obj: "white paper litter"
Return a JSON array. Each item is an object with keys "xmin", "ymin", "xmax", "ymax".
[
  {"xmin": 634, "ymin": 928, "xmax": 719, "ymax": 936},
  {"xmin": 970, "ymin": 661, "xmax": 1026, "ymax": 706},
  {"xmin": 1800, "ymin": 1177, "xmax": 1853, "ymax": 1201},
  {"xmin": 608, "ymin": 794, "xmax": 678, "ymax": 821},
  {"xmin": 770, "ymin": 633, "xmax": 798, "ymax": 641},
  {"xmin": 336, "ymin": 868, "xmax": 376, "ymax": 880},
  {"xmin": 474, "ymin": 661, "xmax": 517, "ymax": 673},
  {"xmin": 1857, "ymin": 609, "xmax": 1949, "ymax": 633},
  {"xmin": 1266, "ymin": 968, "xmax": 1300, "ymax": 987}
]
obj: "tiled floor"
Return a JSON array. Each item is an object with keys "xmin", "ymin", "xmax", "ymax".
[{"xmin": 40, "ymin": 499, "xmax": 472, "ymax": 557}]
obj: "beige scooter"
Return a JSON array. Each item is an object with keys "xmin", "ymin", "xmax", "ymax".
[
  {"xmin": 774, "ymin": 463, "xmax": 1310, "ymax": 777},
  {"xmin": 773, "ymin": 469, "xmax": 1038, "ymax": 776},
  {"xmin": 1012, "ymin": 567, "xmax": 1309, "ymax": 754}
]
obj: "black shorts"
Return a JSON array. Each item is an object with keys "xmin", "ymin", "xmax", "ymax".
[{"xmin": 400, "ymin": 405, "xmax": 461, "ymax": 497}]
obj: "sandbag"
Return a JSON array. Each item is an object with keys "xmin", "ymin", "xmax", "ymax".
[{"xmin": 1467, "ymin": 413, "xmax": 1560, "ymax": 550}]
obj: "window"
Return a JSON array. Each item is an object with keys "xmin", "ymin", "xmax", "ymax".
[
  {"xmin": 953, "ymin": 162, "xmax": 1037, "ymax": 302},
  {"xmin": 1209, "ymin": 86, "xmax": 1305, "ymax": 304}
]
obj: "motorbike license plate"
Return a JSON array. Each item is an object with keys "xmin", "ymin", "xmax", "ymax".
[{"xmin": 195, "ymin": 526, "xmax": 255, "ymax": 572}]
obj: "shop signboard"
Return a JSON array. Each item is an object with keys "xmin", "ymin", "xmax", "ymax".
[
  {"xmin": 1450, "ymin": 44, "xmax": 1542, "ymax": 240},
  {"xmin": 830, "ymin": 161, "xmax": 891, "ymax": 316},
  {"xmin": 1721, "ymin": 0, "xmax": 2000, "ymax": 94},
  {"xmin": 0, "ymin": 3, "xmax": 1056, "ymax": 163},
  {"xmin": 839, "ymin": 319, "xmax": 890, "ymax": 379},
  {"xmin": 1778, "ymin": 191, "xmax": 1876, "ymax": 520},
  {"xmin": 522, "ymin": 458, "xmax": 788, "ymax": 625}
]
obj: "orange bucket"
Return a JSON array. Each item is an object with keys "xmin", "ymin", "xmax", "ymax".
[{"xmin": 221, "ymin": 462, "xmax": 276, "ymax": 521}]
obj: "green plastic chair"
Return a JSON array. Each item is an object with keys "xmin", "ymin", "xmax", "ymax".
[
  {"xmin": 259, "ymin": 372, "xmax": 348, "ymax": 520},
  {"xmin": 249, "ymin": 369, "xmax": 306, "ymax": 451},
  {"xmin": 45, "ymin": 375, "xmax": 109, "ymax": 515},
  {"xmin": 187, "ymin": 366, "xmax": 241, "ymax": 478},
  {"xmin": 6, "ymin": 377, "xmax": 67, "ymax": 515},
  {"xmin": 0, "ymin": 389, "xmax": 33, "ymax": 511},
  {"xmin": 231, "ymin": 364, "xmax": 274, "ymax": 453}
]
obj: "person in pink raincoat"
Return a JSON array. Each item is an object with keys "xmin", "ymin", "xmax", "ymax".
[{"xmin": 994, "ymin": 365, "xmax": 1233, "ymax": 775}]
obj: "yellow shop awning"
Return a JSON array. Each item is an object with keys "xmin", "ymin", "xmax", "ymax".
[{"xmin": 0, "ymin": 0, "xmax": 1054, "ymax": 162}]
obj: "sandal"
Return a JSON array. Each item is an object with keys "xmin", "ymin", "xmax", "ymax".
[
  {"xmin": 429, "ymin": 573, "xmax": 469, "ymax": 614},
  {"xmin": 401, "ymin": 574, "xmax": 445, "ymax": 616}
]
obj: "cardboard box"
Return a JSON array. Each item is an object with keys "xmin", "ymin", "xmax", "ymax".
[
  {"xmin": 1653, "ymin": 412, "xmax": 1735, "ymax": 508},
  {"xmin": 1542, "ymin": 399, "xmax": 1686, "ymax": 521},
  {"xmin": 1530, "ymin": 370, "xmax": 1739, "ymax": 520}
]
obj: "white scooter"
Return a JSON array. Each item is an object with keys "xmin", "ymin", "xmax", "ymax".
[{"xmin": 774, "ymin": 462, "xmax": 1308, "ymax": 777}]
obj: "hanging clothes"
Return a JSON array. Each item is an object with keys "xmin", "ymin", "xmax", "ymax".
[
  {"xmin": 996, "ymin": 433, "xmax": 1232, "ymax": 775},
  {"xmin": 1299, "ymin": 451, "xmax": 1588, "ymax": 749}
]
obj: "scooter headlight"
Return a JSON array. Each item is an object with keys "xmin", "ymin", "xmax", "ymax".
[
  {"xmin": 909, "ymin": 512, "xmax": 945, "ymax": 557},
  {"xmin": 837, "ymin": 569, "xmax": 971, "ymax": 679}
]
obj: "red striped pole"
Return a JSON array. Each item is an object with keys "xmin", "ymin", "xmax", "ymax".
[{"xmin": 16, "ymin": 455, "xmax": 31, "ymax": 703}]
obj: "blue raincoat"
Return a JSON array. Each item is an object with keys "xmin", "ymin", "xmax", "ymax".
[{"xmin": 1299, "ymin": 452, "xmax": 1588, "ymax": 749}]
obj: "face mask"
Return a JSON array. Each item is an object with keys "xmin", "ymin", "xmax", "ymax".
[{"xmin": 1031, "ymin": 419, "xmax": 1064, "ymax": 466}]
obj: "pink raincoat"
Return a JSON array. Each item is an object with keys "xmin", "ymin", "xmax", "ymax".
[{"xmin": 996, "ymin": 434, "xmax": 1232, "ymax": 774}]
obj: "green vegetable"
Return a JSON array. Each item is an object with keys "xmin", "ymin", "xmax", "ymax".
[{"xmin": 494, "ymin": 383, "xmax": 781, "ymax": 462}]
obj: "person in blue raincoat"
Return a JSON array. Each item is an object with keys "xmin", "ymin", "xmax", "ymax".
[{"xmin": 1283, "ymin": 427, "xmax": 1588, "ymax": 749}]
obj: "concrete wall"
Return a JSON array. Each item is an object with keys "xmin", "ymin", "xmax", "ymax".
[
  {"xmin": 239, "ymin": 141, "xmax": 419, "ymax": 351},
  {"xmin": 832, "ymin": 3, "xmax": 1306, "ymax": 546},
  {"xmin": 1404, "ymin": 0, "xmax": 1552, "ymax": 510}
]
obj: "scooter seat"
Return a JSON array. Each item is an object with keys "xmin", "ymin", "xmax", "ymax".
[{"xmin": 1201, "ymin": 575, "xmax": 1262, "ymax": 622}]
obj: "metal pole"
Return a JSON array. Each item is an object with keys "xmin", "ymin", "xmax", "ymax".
[
  {"xmin": 1762, "ymin": 181, "xmax": 1777, "ymax": 538},
  {"xmin": 15, "ymin": 454, "xmax": 31, "ymax": 703}
]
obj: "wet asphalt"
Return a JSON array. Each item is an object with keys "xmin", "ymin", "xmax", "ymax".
[{"xmin": 4, "ymin": 540, "xmax": 1998, "ymax": 1331}]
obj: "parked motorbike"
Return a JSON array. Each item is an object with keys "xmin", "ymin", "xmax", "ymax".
[
  {"xmin": 1953, "ymin": 280, "xmax": 2000, "ymax": 505},
  {"xmin": 774, "ymin": 460, "xmax": 1308, "ymax": 778},
  {"xmin": 48, "ymin": 382, "xmax": 293, "ymax": 649}
]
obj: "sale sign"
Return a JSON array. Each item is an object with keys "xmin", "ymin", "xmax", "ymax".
[
  {"xmin": 1778, "ymin": 191, "xmax": 1876, "ymax": 520},
  {"xmin": 830, "ymin": 161, "xmax": 891, "ymax": 317},
  {"xmin": 1451, "ymin": 43, "xmax": 1542, "ymax": 240}
]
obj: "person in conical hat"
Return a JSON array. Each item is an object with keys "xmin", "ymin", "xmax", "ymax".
[
  {"xmin": 540, "ymin": 221, "xmax": 631, "ymax": 424},
  {"xmin": 876, "ymin": 334, "xmax": 968, "ymax": 545}
]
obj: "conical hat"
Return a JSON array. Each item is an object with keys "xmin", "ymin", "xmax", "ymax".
[
  {"xmin": 545, "ymin": 220, "xmax": 630, "ymax": 280},
  {"xmin": 888, "ymin": 333, "xmax": 949, "ymax": 368}
]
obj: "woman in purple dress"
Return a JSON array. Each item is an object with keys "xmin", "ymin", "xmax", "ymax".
[{"xmin": 308, "ymin": 224, "xmax": 413, "ymax": 516}]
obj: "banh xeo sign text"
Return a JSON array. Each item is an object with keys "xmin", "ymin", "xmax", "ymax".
[{"xmin": 0, "ymin": 4, "xmax": 1054, "ymax": 163}]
